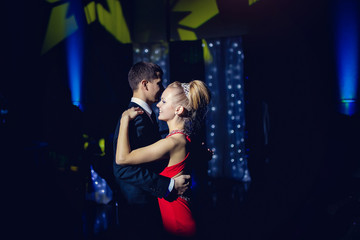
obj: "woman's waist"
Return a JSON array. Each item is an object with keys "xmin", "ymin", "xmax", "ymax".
[{"xmin": 159, "ymin": 170, "xmax": 183, "ymax": 178}]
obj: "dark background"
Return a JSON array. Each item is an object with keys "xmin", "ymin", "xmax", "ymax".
[{"xmin": 2, "ymin": 0, "xmax": 360, "ymax": 239}]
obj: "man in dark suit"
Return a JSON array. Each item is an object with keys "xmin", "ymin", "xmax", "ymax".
[{"xmin": 113, "ymin": 62, "xmax": 190, "ymax": 239}]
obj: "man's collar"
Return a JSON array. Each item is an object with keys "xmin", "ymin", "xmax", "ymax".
[{"xmin": 131, "ymin": 97, "xmax": 152, "ymax": 115}]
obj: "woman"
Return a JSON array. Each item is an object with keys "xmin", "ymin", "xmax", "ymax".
[{"xmin": 116, "ymin": 80, "xmax": 211, "ymax": 236}]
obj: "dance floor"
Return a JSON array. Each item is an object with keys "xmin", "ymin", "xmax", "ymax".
[{"xmin": 11, "ymin": 161, "xmax": 360, "ymax": 240}]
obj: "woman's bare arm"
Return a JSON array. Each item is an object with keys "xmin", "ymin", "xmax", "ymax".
[{"xmin": 116, "ymin": 107, "xmax": 174, "ymax": 165}]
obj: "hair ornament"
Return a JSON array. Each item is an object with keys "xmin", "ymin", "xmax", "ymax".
[{"xmin": 181, "ymin": 83, "xmax": 190, "ymax": 98}]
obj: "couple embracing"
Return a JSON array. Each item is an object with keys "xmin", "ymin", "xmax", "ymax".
[{"xmin": 113, "ymin": 62, "xmax": 211, "ymax": 239}]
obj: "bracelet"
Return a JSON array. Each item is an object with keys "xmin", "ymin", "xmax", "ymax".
[{"xmin": 179, "ymin": 195, "xmax": 190, "ymax": 202}]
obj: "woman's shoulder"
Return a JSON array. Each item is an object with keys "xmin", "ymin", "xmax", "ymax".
[{"xmin": 165, "ymin": 134, "xmax": 187, "ymax": 148}]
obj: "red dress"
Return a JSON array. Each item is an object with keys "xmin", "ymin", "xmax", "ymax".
[{"xmin": 157, "ymin": 132, "xmax": 196, "ymax": 236}]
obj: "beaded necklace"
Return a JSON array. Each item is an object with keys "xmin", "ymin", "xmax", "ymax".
[
  {"xmin": 166, "ymin": 129, "xmax": 191, "ymax": 142},
  {"xmin": 167, "ymin": 129, "xmax": 186, "ymax": 137}
]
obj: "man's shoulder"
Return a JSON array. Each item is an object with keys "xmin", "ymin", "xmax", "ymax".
[
  {"xmin": 128, "ymin": 101, "xmax": 141, "ymax": 108},
  {"xmin": 127, "ymin": 102, "xmax": 144, "ymax": 120}
]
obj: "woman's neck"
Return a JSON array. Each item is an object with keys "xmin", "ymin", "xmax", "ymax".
[{"xmin": 167, "ymin": 119, "xmax": 185, "ymax": 133}]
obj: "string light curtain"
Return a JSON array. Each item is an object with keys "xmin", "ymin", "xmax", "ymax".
[{"xmin": 204, "ymin": 37, "xmax": 251, "ymax": 181}]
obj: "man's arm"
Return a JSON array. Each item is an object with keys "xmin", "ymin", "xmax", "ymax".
[
  {"xmin": 113, "ymin": 163, "xmax": 190, "ymax": 198},
  {"xmin": 113, "ymin": 162, "xmax": 170, "ymax": 198}
]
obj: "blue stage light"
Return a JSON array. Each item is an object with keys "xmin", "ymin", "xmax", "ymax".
[
  {"xmin": 66, "ymin": 30, "xmax": 83, "ymax": 111},
  {"xmin": 340, "ymin": 100, "xmax": 357, "ymax": 116},
  {"xmin": 334, "ymin": 0, "xmax": 359, "ymax": 115}
]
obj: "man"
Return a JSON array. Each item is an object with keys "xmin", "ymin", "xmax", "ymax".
[{"xmin": 113, "ymin": 62, "xmax": 190, "ymax": 238}]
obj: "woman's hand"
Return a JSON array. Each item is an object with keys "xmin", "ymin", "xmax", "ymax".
[{"xmin": 122, "ymin": 107, "xmax": 144, "ymax": 121}]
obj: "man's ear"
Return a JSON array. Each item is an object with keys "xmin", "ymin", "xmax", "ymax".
[{"xmin": 140, "ymin": 79, "xmax": 148, "ymax": 90}]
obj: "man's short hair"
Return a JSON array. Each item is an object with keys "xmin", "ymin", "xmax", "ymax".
[{"xmin": 128, "ymin": 62, "xmax": 163, "ymax": 91}]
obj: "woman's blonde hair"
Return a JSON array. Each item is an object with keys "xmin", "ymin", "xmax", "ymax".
[{"xmin": 167, "ymin": 80, "xmax": 211, "ymax": 135}]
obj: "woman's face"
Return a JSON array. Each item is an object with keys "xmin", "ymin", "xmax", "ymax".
[{"xmin": 156, "ymin": 87, "xmax": 177, "ymax": 121}]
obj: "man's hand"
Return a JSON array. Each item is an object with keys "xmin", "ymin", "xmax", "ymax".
[{"xmin": 173, "ymin": 174, "xmax": 191, "ymax": 195}]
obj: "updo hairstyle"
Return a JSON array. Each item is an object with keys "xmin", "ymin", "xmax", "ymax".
[{"xmin": 167, "ymin": 80, "xmax": 211, "ymax": 135}]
